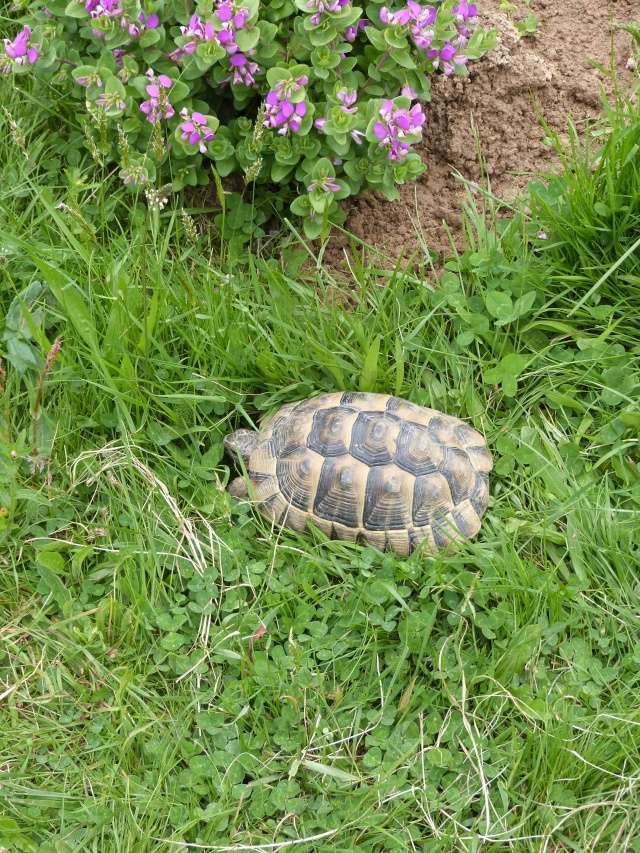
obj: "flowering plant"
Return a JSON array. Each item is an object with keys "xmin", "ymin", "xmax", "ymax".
[{"xmin": 2, "ymin": 0, "xmax": 493, "ymax": 237}]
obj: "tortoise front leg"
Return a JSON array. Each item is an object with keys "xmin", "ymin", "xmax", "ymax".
[{"xmin": 228, "ymin": 476, "xmax": 249, "ymax": 498}]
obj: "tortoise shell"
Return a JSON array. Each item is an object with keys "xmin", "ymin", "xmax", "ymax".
[{"xmin": 225, "ymin": 392, "xmax": 492, "ymax": 556}]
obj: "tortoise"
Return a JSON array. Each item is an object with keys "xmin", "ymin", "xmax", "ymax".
[{"xmin": 223, "ymin": 392, "xmax": 493, "ymax": 556}]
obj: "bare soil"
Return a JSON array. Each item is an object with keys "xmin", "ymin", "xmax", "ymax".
[{"xmin": 327, "ymin": 0, "xmax": 637, "ymax": 268}]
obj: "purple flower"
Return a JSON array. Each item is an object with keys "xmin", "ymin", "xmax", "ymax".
[
  {"xmin": 314, "ymin": 117, "xmax": 327, "ymax": 131},
  {"xmin": 306, "ymin": 0, "xmax": 348, "ymax": 25},
  {"xmin": 308, "ymin": 177, "xmax": 341, "ymax": 193},
  {"xmin": 85, "ymin": 0, "xmax": 123, "ymax": 19},
  {"xmin": 120, "ymin": 163, "xmax": 148, "ymax": 186},
  {"xmin": 401, "ymin": 84, "xmax": 418, "ymax": 99},
  {"xmin": 428, "ymin": 41, "xmax": 467, "ymax": 74},
  {"xmin": 179, "ymin": 108, "xmax": 215, "ymax": 153},
  {"xmin": 96, "ymin": 91, "xmax": 126, "ymax": 111},
  {"xmin": 380, "ymin": 5, "xmax": 412, "ymax": 24},
  {"xmin": 344, "ymin": 17, "xmax": 368, "ymax": 41},
  {"xmin": 3, "ymin": 26, "xmax": 39, "ymax": 67},
  {"xmin": 373, "ymin": 98, "xmax": 426, "ymax": 160},
  {"xmin": 452, "ymin": 0, "xmax": 478, "ymax": 40},
  {"xmin": 76, "ymin": 70, "xmax": 103, "ymax": 87},
  {"xmin": 139, "ymin": 70, "xmax": 174, "ymax": 123},
  {"xmin": 127, "ymin": 10, "xmax": 159, "ymax": 36},
  {"xmin": 216, "ymin": 1, "xmax": 249, "ymax": 27},
  {"xmin": 113, "ymin": 48, "xmax": 126, "ymax": 68},
  {"xmin": 380, "ymin": 3, "xmax": 438, "ymax": 51},
  {"xmin": 228, "ymin": 51, "xmax": 259, "ymax": 86},
  {"xmin": 336, "ymin": 88, "xmax": 357, "ymax": 114},
  {"xmin": 351, "ymin": 129, "xmax": 365, "ymax": 144},
  {"xmin": 264, "ymin": 84, "xmax": 308, "ymax": 135},
  {"xmin": 171, "ymin": 3, "xmax": 254, "ymax": 84},
  {"xmin": 170, "ymin": 13, "xmax": 216, "ymax": 59}
]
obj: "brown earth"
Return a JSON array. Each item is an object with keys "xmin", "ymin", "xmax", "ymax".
[{"xmin": 327, "ymin": 0, "xmax": 637, "ymax": 269}]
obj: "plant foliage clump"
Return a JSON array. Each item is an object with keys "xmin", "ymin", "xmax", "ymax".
[{"xmin": 2, "ymin": 0, "xmax": 493, "ymax": 234}]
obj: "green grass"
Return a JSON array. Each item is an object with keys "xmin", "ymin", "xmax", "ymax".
[{"xmin": 1, "ymin": 75, "xmax": 640, "ymax": 852}]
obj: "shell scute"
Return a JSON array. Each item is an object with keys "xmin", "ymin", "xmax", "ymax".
[
  {"xmin": 395, "ymin": 421, "xmax": 444, "ymax": 476},
  {"xmin": 439, "ymin": 446, "xmax": 476, "ymax": 505},
  {"xmin": 363, "ymin": 463, "xmax": 414, "ymax": 531},
  {"xmin": 313, "ymin": 455, "xmax": 367, "ymax": 528},
  {"xmin": 308, "ymin": 406, "xmax": 358, "ymax": 457},
  {"xmin": 412, "ymin": 472, "xmax": 452, "ymax": 527},
  {"xmin": 350, "ymin": 411, "xmax": 402, "ymax": 467},
  {"xmin": 276, "ymin": 446, "xmax": 324, "ymax": 512}
]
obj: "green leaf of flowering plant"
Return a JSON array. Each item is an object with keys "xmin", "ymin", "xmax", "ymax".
[
  {"xmin": 388, "ymin": 47, "xmax": 416, "ymax": 69},
  {"xmin": 139, "ymin": 27, "xmax": 162, "ymax": 48},
  {"xmin": 104, "ymin": 75, "xmax": 125, "ymax": 98},
  {"xmin": 170, "ymin": 79, "xmax": 191, "ymax": 103},
  {"xmin": 308, "ymin": 189, "xmax": 332, "ymax": 213},
  {"xmin": 311, "ymin": 157, "xmax": 335, "ymax": 179},
  {"xmin": 235, "ymin": 27, "xmax": 260, "ymax": 52},
  {"xmin": 266, "ymin": 66, "xmax": 294, "ymax": 87},
  {"xmin": 364, "ymin": 25, "xmax": 387, "ymax": 50},
  {"xmin": 195, "ymin": 40, "xmax": 227, "ymax": 64},
  {"xmin": 310, "ymin": 47, "xmax": 342, "ymax": 70},
  {"xmin": 290, "ymin": 194, "xmax": 312, "ymax": 216},
  {"xmin": 383, "ymin": 25, "xmax": 409, "ymax": 49},
  {"xmin": 306, "ymin": 21, "xmax": 345, "ymax": 45},
  {"xmin": 302, "ymin": 211, "xmax": 327, "ymax": 239},
  {"xmin": 64, "ymin": 0, "xmax": 88, "ymax": 17},
  {"xmin": 272, "ymin": 161, "xmax": 295, "ymax": 182}
]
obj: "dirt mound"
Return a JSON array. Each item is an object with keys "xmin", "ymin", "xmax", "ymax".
[{"xmin": 328, "ymin": 0, "xmax": 637, "ymax": 267}]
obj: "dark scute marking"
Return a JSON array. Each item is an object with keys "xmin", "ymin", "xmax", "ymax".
[
  {"xmin": 454, "ymin": 423, "xmax": 482, "ymax": 448},
  {"xmin": 470, "ymin": 472, "xmax": 490, "ymax": 516},
  {"xmin": 356, "ymin": 531, "xmax": 368, "ymax": 546},
  {"xmin": 412, "ymin": 473, "xmax": 451, "ymax": 527},
  {"xmin": 386, "ymin": 396, "xmax": 426, "ymax": 421},
  {"xmin": 384, "ymin": 476, "xmax": 400, "ymax": 494},
  {"xmin": 427, "ymin": 416, "xmax": 450, "ymax": 442},
  {"xmin": 408, "ymin": 528, "xmax": 431, "ymax": 554},
  {"xmin": 340, "ymin": 468, "xmax": 353, "ymax": 487},
  {"xmin": 431, "ymin": 520, "xmax": 450, "ymax": 550},
  {"xmin": 341, "ymin": 391, "xmax": 382, "ymax": 406},
  {"xmin": 396, "ymin": 421, "xmax": 440, "ymax": 476},
  {"xmin": 276, "ymin": 451, "xmax": 317, "ymax": 511},
  {"xmin": 452, "ymin": 508, "xmax": 476, "ymax": 539},
  {"xmin": 408, "ymin": 529, "xmax": 420, "ymax": 553},
  {"xmin": 264, "ymin": 494, "xmax": 286, "ymax": 525},
  {"xmin": 363, "ymin": 466, "xmax": 410, "ymax": 531},
  {"xmin": 308, "ymin": 406, "xmax": 353, "ymax": 457},
  {"xmin": 350, "ymin": 411, "xmax": 400, "ymax": 467},
  {"xmin": 247, "ymin": 470, "xmax": 274, "ymax": 484},
  {"xmin": 385, "ymin": 396, "xmax": 404, "ymax": 414},
  {"xmin": 313, "ymin": 457, "xmax": 360, "ymax": 528},
  {"xmin": 330, "ymin": 524, "xmax": 339, "ymax": 540},
  {"xmin": 440, "ymin": 446, "xmax": 474, "ymax": 505},
  {"xmin": 272, "ymin": 418, "xmax": 308, "ymax": 458}
]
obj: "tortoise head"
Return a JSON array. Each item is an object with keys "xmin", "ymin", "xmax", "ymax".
[{"xmin": 223, "ymin": 428, "xmax": 260, "ymax": 465}]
